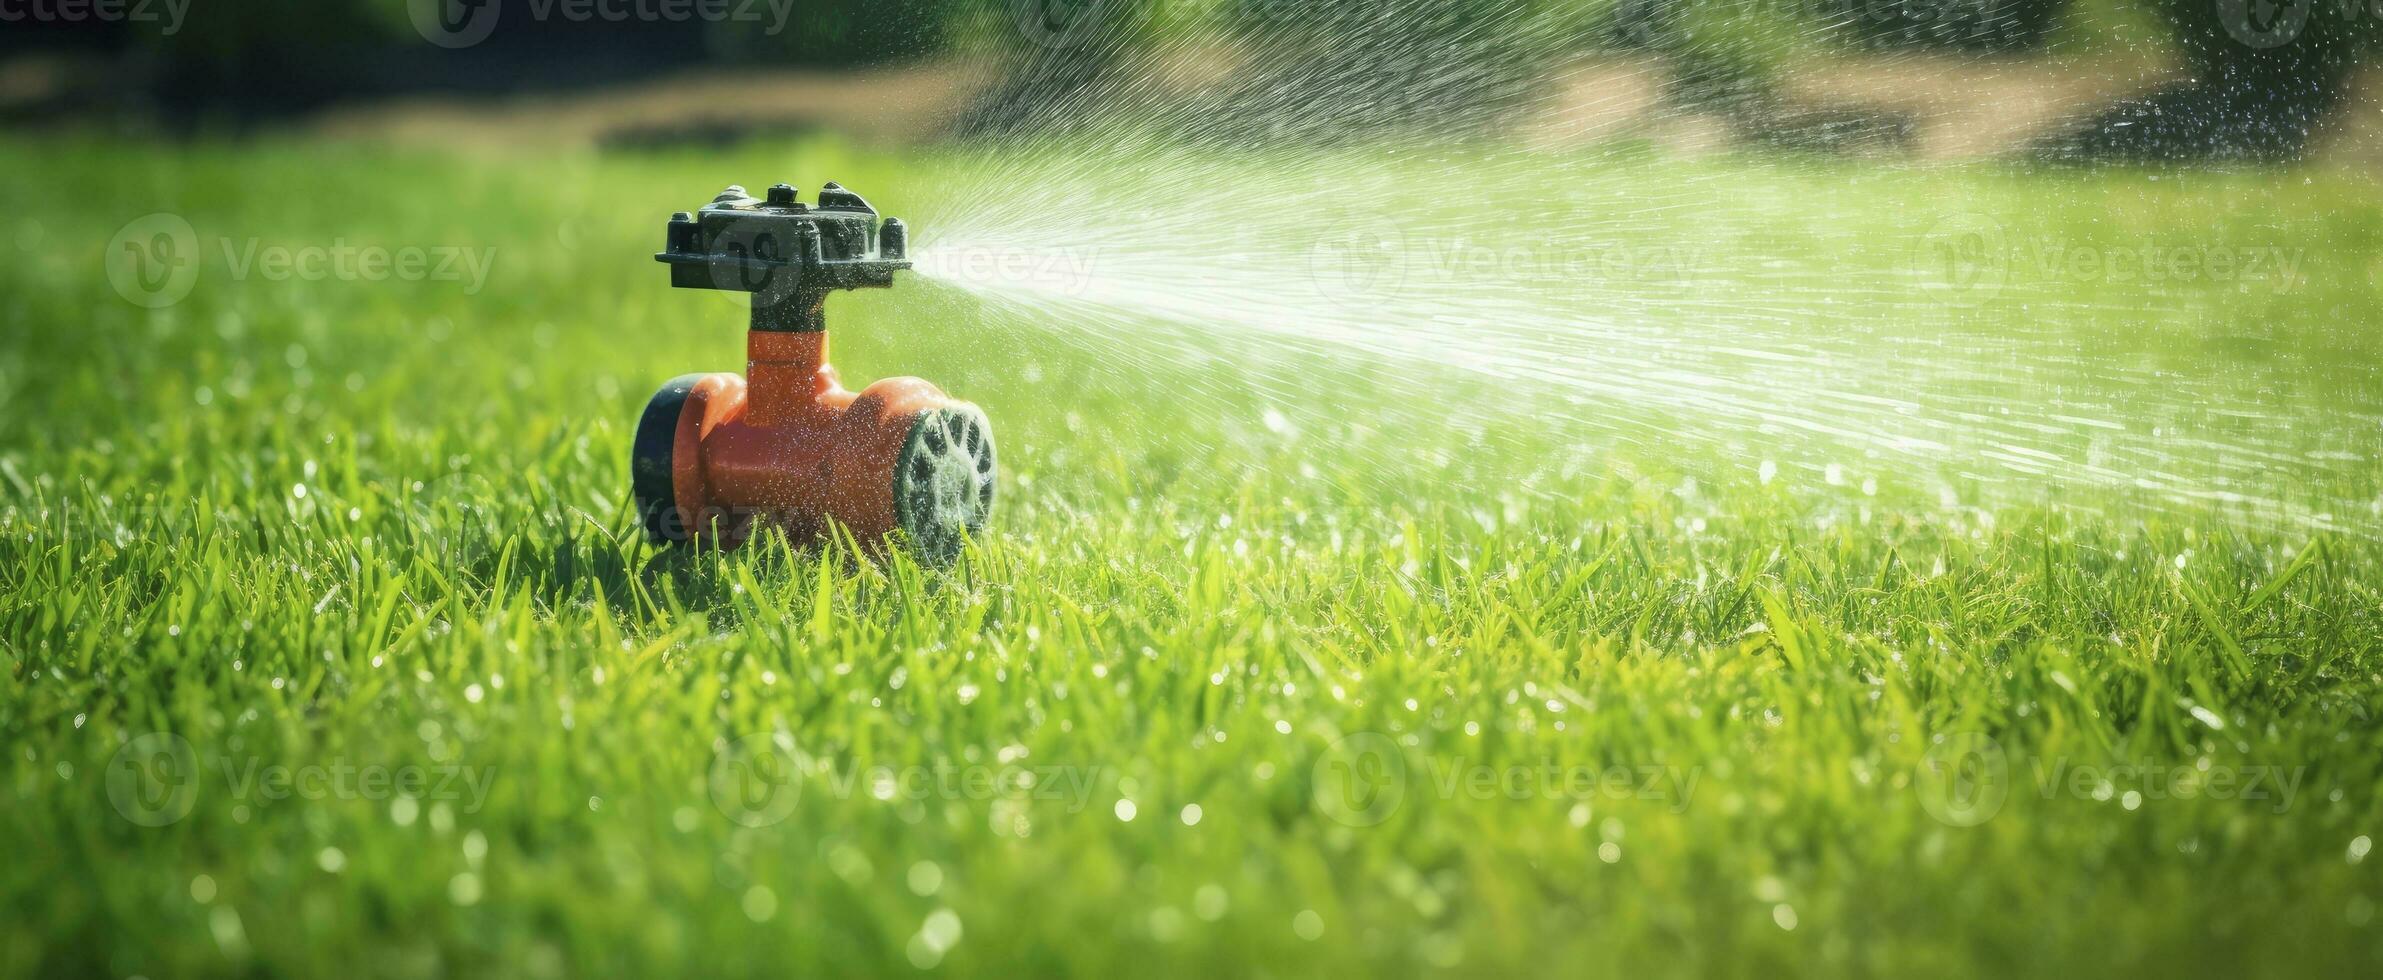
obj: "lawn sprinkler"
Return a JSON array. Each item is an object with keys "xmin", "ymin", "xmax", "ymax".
[{"xmin": 634, "ymin": 181, "xmax": 994, "ymax": 561}]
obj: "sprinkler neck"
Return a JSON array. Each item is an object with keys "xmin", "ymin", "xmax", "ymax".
[
  {"xmin": 744, "ymin": 326, "xmax": 838, "ymax": 429},
  {"xmin": 751, "ymin": 288, "xmax": 829, "ymax": 333},
  {"xmin": 743, "ymin": 288, "xmax": 838, "ymax": 428}
]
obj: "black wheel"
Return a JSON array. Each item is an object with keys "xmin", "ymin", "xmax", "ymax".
[
  {"xmin": 892, "ymin": 407, "xmax": 996, "ymax": 564},
  {"xmin": 633, "ymin": 374, "xmax": 707, "ymax": 544}
]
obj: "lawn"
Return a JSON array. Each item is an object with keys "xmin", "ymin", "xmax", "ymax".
[{"xmin": 2, "ymin": 135, "xmax": 2380, "ymax": 977}]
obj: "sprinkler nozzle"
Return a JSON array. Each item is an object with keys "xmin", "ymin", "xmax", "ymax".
[{"xmin": 655, "ymin": 180, "xmax": 912, "ymax": 303}]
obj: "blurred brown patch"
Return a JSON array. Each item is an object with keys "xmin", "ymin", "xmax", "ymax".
[
  {"xmin": 292, "ymin": 50, "xmax": 2378, "ymax": 166},
  {"xmin": 1516, "ymin": 56, "xmax": 1669, "ymax": 150},
  {"xmin": 1772, "ymin": 54, "xmax": 2183, "ymax": 160},
  {"xmin": 2309, "ymin": 67, "xmax": 2383, "ymax": 168},
  {"xmin": 306, "ymin": 60, "xmax": 991, "ymax": 150},
  {"xmin": 1516, "ymin": 52, "xmax": 2190, "ymax": 161}
]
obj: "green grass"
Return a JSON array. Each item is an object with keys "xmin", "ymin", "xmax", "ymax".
[{"xmin": 3, "ymin": 136, "xmax": 2381, "ymax": 978}]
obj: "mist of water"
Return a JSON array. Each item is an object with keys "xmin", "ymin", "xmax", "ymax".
[{"xmin": 899, "ymin": 1, "xmax": 2379, "ymax": 536}]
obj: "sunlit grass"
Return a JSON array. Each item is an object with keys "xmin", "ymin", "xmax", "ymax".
[{"xmin": 1, "ymin": 136, "xmax": 2379, "ymax": 977}]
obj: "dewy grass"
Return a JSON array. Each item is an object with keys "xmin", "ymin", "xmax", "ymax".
[{"xmin": 1, "ymin": 136, "xmax": 2380, "ymax": 977}]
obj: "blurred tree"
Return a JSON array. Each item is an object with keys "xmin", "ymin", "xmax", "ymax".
[
  {"xmin": 1611, "ymin": 0, "xmax": 2371, "ymax": 162},
  {"xmin": 2037, "ymin": 0, "xmax": 2374, "ymax": 162},
  {"xmin": 1841, "ymin": 0, "xmax": 2070, "ymax": 51},
  {"xmin": 129, "ymin": 0, "xmax": 911, "ymax": 127},
  {"xmin": 143, "ymin": 0, "xmax": 400, "ymax": 122},
  {"xmin": 1197, "ymin": 0, "xmax": 1551, "ymax": 143},
  {"xmin": 1608, "ymin": 0, "xmax": 1917, "ymax": 152},
  {"xmin": 708, "ymin": 0, "xmax": 955, "ymax": 67},
  {"xmin": 10, "ymin": 0, "xmax": 2363, "ymax": 161},
  {"xmin": 950, "ymin": 0, "xmax": 1171, "ymax": 138}
]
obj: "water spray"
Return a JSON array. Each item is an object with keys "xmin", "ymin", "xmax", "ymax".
[{"xmin": 634, "ymin": 181, "xmax": 995, "ymax": 562}]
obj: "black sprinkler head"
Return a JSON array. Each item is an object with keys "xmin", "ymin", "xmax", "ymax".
[{"xmin": 655, "ymin": 181, "xmax": 912, "ymax": 330}]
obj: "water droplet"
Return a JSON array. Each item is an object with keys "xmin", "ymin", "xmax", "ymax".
[
  {"xmin": 908, "ymin": 861, "xmax": 944, "ymax": 896},
  {"xmin": 743, "ymin": 885, "xmax": 778, "ymax": 922},
  {"xmin": 1194, "ymin": 885, "xmax": 1229, "ymax": 921}
]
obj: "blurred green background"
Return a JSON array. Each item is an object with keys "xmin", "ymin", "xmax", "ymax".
[{"xmin": 6, "ymin": 0, "xmax": 2375, "ymax": 161}]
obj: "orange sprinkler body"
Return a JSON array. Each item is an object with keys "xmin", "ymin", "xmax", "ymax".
[{"xmin": 634, "ymin": 182, "xmax": 993, "ymax": 561}]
